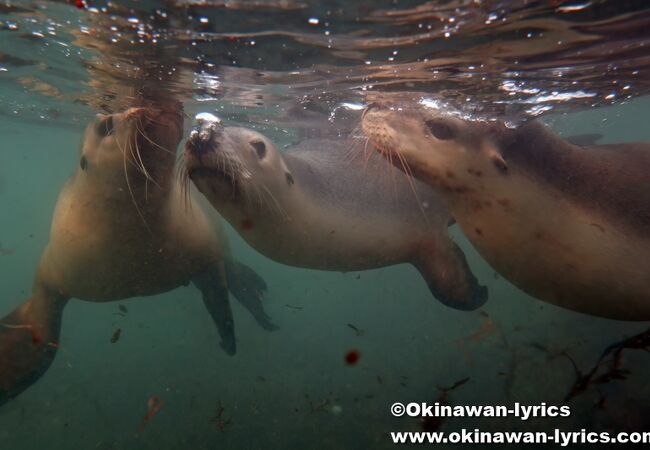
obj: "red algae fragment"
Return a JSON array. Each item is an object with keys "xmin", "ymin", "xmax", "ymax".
[
  {"xmin": 345, "ymin": 349, "xmax": 360, "ymax": 365},
  {"xmin": 139, "ymin": 395, "xmax": 164, "ymax": 432}
]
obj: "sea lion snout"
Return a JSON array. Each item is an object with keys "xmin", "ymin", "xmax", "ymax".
[
  {"xmin": 187, "ymin": 124, "xmax": 222, "ymax": 156},
  {"xmin": 188, "ymin": 115, "xmax": 225, "ymax": 157},
  {"xmin": 187, "ymin": 129, "xmax": 215, "ymax": 156}
]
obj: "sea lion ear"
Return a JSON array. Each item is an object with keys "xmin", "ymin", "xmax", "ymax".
[
  {"xmin": 94, "ymin": 114, "xmax": 114, "ymax": 138},
  {"xmin": 285, "ymin": 172, "xmax": 295, "ymax": 186},
  {"xmin": 489, "ymin": 150, "xmax": 508, "ymax": 173},
  {"xmin": 425, "ymin": 118, "xmax": 457, "ymax": 140},
  {"xmin": 250, "ymin": 140, "xmax": 267, "ymax": 159}
]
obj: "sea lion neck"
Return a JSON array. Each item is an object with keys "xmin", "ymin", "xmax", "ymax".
[{"xmin": 498, "ymin": 120, "xmax": 650, "ymax": 236}]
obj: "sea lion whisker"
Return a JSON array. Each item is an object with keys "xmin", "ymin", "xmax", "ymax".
[
  {"xmin": 130, "ymin": 110, "xmax": 173, "ymax": 157},
  {"xmin": 115, "ymin": 128, "xmax": 146, "ymax": 176},
  {"xmin": 387, "ymin": 148, "xmax": 400, "ymax": 203},
  {"xmin": 259, "ymin": 183, "xmax": 287, "ymax": 220},
  {"xmin": 252, "ymin": 183, "xmax": 264, "ymax": 212},
  {"xmin": 136, "ymin": 122, "xmax": 175, "ymax": 155},
  {"xmin": 394, "ymin": 150, "xmax": 430, "ymax": 225},
  {"xmin": 175, "ymin": 151, "xmax": 185, "ymax": 165},
  {"xmin": 179, "ymin": 164, "xmax": 191, "ymax": 212},
  {"xmin": 132, "ymin": 117, "xmax": 163, "ymax": 187},
  {"xmin": 132, "ymin": 134, "xmax": 152, "ymax": 190},
  {"xmin": 362, "ymin": 136, "xmax": 377, "ymax": 168},
  {"xmin": 348, "ymin": 124, "xmax": 370, "ymax": 161},
  {"xmin": 341, "ymin": 132, "xmax": 364, "ymax": 164},
  {"xmin": 217, "ymin": 152, "xmax": 237, "ymax": 196},
  {"xmin": 118, "ymin": 127, "xmax": 150, "ymax": 181},
  {"xmin": 363, "ymin": 136, "xmax": 372, "ymax": 164},
  {"xmin": 121, "ymin": 134, "xmax": 153, "ymax": 235},
  {"xmin": 348, "ymin": 135, "xmax": 369, "ymax": 166},
  {"xmin": 179, "ymin": 165, "xmax": 193, "ymax": 213},
  {"xmin": 255, "ymin": 183, "xmax": 278, "ymax": 217},
  {"xmin": 131, "ymin": 136, "xmax": 157, "ymax": 188},
  {"xmin": 231, "ymin": 154, "xmax": 263, "ymax": 212}
]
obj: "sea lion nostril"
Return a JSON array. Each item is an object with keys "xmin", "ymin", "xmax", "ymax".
[
  {"xmin": 188, "ymin": 122, "xmax": 224, "ymax": 156},
  {"xmin": 199, "ymin": 126, "xmax": 214, "ymax": 142},
  {"xmin": 189, "ymin": 136, "xmax": 216, "ymax": 156},
  {"xmin": 194, "ymin": 121, "xmax": 224, "ymax": 143},
  {"xmin": 362, "ymin": 103, "xmax": 382, "ymax": 118}
]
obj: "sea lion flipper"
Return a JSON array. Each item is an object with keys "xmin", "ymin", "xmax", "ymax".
[
  {"xmin": 193, "ymin": 267, "xmax": 237, "ymax": 356},
  {"xmin": 0, "ymin": 288, "xmax": 67, "ymax": 405},
  {"xmin": 225, "ymin": 260, "xmax": 279, "ymax": 332},
  {"xmin": 414, "ymin": 242, "xmax": 488, "ymax": 311}
]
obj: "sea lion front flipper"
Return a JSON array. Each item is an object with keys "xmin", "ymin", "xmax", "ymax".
[
  {"xmin": 413, "ymin": 241, "xmax": 488, "ymax": 311},
  {"xmin": 193, "ymin": 266, "xmax": 236, "ymax": 356},
  {"xmin": 225, "ymin": 260, "xmax": 279, "ymax": 332},
  {"xmin": 0, "ymin": 287, "xmax": 68, "ymax": 406}
]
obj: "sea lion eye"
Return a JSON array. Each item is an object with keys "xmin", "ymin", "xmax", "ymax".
[
  {"xmin": 251, "ymin": 140, "xmax": 266, "ymax": 159},
  {"xmin": 425, "ymin": 119, "xmax": 456, "ymax": 140},
  {"xmin": 80, "ymin": 155, "xmax": 88, "ymax": 171},
  {"xmin": 95, "ymin": 115, "xmax": 114, "ymax": 138}
]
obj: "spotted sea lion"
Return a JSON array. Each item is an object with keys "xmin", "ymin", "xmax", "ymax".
[
  {"xmin": 0, "ymin": 106, "xmax": 274, "ymax": 405},
  {"xmin": 362, "ymin": 104, "xmax": 650, "ymax": 320},
  {"xmin": 182, "ymin": 115, "xmax": 488, "ymax": 312}
]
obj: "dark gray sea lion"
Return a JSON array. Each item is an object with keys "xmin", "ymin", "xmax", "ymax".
[
  {"xmin": 0, "ymin": 106, "xmax": 274, "ymax": 405},
  {"xmin": 362, "ymin": 104, "xmax": 650, "ymax": 320},
  {"xmin": 182, "ymin": 115, "xmax": 488, "ymax": 312}
]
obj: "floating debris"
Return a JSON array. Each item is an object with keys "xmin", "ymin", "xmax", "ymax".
[
  {"xmin": 139, "ymin": 395, "xmax": 164, "ymax": 432},
  {"xmin": 211, "ymin": 400, "xmax": 231, "ymax": 432},
  {"xmin": 346, "ymin": 323, "xmax": 365, "ymax": 336},
  {"xmin": 564, "ymin": 327, "xmax": 650, "ymax": 401},
  {"xmin": 110, "ymin": 328, "xmax": 121, "ymax": 344},
  {"xmin": 0, "ymin": 244, "xmax": 15, "ymax": 256},
  {"xmin": 420, "ymin": 377, "xmax": 470, "ymax": 432},
  {"xmin": 305, "ymin": 393, "xmax": 336, "ymax": 413}
]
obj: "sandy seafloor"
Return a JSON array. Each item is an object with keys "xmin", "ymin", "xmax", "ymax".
[{"xmin": 0, "ymin": 97, "xmax": 649, "ymax": 449}]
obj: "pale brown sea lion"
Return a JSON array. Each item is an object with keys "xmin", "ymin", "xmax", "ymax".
[
  {"xmin": 362, "ymin": 103, "xmax": 650, "ymax": 320},
  {"xmin": 182, "ymin": 115, "xmax": 488, "ymax": 312},
  {"xmin": 0, "ymin": 106, "xmax": 274, "ymax": 405}
]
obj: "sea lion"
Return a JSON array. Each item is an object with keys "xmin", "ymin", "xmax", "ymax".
[
  {"xmin": 362, "ymin": 103, "xmax": 650, "ymax": 320},
  {"xmin": 182, "ymin": 114, "xmax": 487, "ymax": 312},
  {"xmin": 0, "ymin": 106, "xmax": 274, "ymax": 405}
]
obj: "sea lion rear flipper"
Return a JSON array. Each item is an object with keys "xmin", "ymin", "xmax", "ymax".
[
  {"xmin": 225, "ymin": 260, "xmax": 278, "ymax": 332},
  {"xmin": 0, "ymin": 287, "xmax": 68, "ymax": 406},
  {"xmin": 193, "ymin": 266, "xmax": 237, "ymax": 356},
  {"xmin": 413, "ymin": 241, "xmax": 488, "ymax": 311}
]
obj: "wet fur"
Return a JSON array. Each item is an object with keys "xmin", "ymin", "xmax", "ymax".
[
  {"xmin": 0, "ymin": 108, "xmax": 273, "ymax": 405},
  {"xmin": 500, "ymin": 122, "xmax": 650, "ymax": 237},
  {"xmin": 362, "ymin": 106, "xmax": 650, "ymax": 320},
  {"xmin": 185, "ymin": 126, "xmax": 488, "ymax": 312}
]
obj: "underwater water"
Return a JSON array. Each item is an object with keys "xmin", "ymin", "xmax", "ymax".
[{"xmin": 1, "ymin": 0, "xmax": 650, "ymax": 449}]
